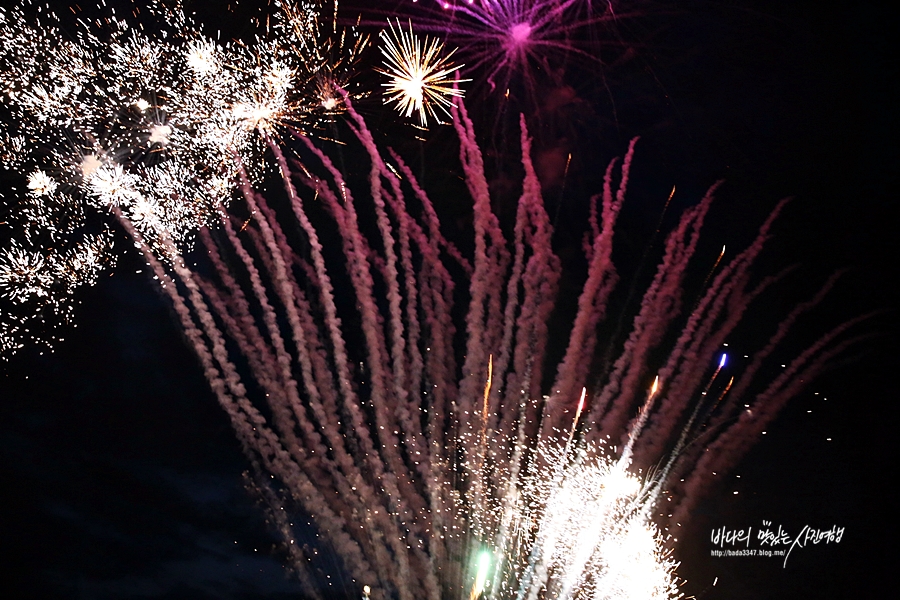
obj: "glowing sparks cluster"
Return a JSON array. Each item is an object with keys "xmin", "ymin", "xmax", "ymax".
[
  {"xmin": 377, "ymin": 20, "xmax": 467, "ymax": 124},
  {"xmin": 0, "ymin": 0, "xmax": 366, "ymax": 354}
]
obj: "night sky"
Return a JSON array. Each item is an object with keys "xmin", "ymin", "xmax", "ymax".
[{"xmin": 1, "ymin": 1, "xmax": 896, "ymax": 598}]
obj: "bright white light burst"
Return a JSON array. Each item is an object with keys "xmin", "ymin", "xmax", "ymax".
[{"xmin": 378, "ymin": 19, "xmax": 468, "ymax": 125}]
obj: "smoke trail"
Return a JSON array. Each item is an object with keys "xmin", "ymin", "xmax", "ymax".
[{"xmin": 113, "ymin": 97, "xmax": 859, "ymax": 598}]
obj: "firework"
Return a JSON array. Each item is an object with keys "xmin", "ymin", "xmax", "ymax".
[
  {"xmin": 0, "ymin": 0, "xmax": 367, "ymax": 353},
  {"xmin": 0, "ymin": 3, "xmax": 863, "ymax": 599},
  {"xmin": 377, "ymin": 19, "xmax": 467, "ymax": 124},
  {"xmin": 397, "ymin": 0, "xmax": 622, "ymax": 102},
  {"xmin": 110, "ymin": 84, "xmax": 859, "ymax": 598}
]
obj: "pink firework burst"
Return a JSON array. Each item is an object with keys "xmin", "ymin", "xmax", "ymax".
[{"xmin": 406, "ymin": 0, "xmax": 620, "ymax": 101}]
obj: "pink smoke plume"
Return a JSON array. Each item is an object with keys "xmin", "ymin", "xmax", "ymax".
[{"xmin": 118, "ymin": 95, "xmax": 863, "ymax": 598}]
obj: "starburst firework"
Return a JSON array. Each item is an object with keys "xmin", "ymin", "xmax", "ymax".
[{"xmin": 377, "ymin": 19, "xmax": 467, "ymax": 124}]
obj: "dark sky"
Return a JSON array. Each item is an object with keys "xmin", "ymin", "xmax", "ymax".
[{"xmin": 1, "ymin": 1, "xmax": 896, "ymax": 598}]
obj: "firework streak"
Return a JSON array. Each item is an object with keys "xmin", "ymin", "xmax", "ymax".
[{"xmin": 111, "ymin": 88, "xmax": 860, "ymax": 599}]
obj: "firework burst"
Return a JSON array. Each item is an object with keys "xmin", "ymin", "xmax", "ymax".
[
  {"xmin": 107, "ymin": 88, "xmax": 858, "ymax": 598},
  {"xmin": 0, "ymin": 0, "xmax": 366, "ymax": 353},
  {"xmin": 396, "ymin": 0, "xmax": 624, "ymax": 104},
  {"xmin": 377, "ymin": 19, "xmax": 467, "ymax": 124},
  {"xmin": 0, "ymin": 3, "xmax": 865, "ymax": 599}
]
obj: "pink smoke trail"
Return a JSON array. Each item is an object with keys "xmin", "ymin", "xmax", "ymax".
[
  {"xmin": 112, "ymin": 95, "xmax": 862, "ymax": 598},
  {"xmin": 587, "ymin": 182, "xmax": 718, "ymax": 446},
  {"xmin": 630, "ymin": 199, "xmax": 791, "ymax": 465},
  {"xmin": 114, "ymin": 209, "xmax": 377, "ymax": 598}
]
